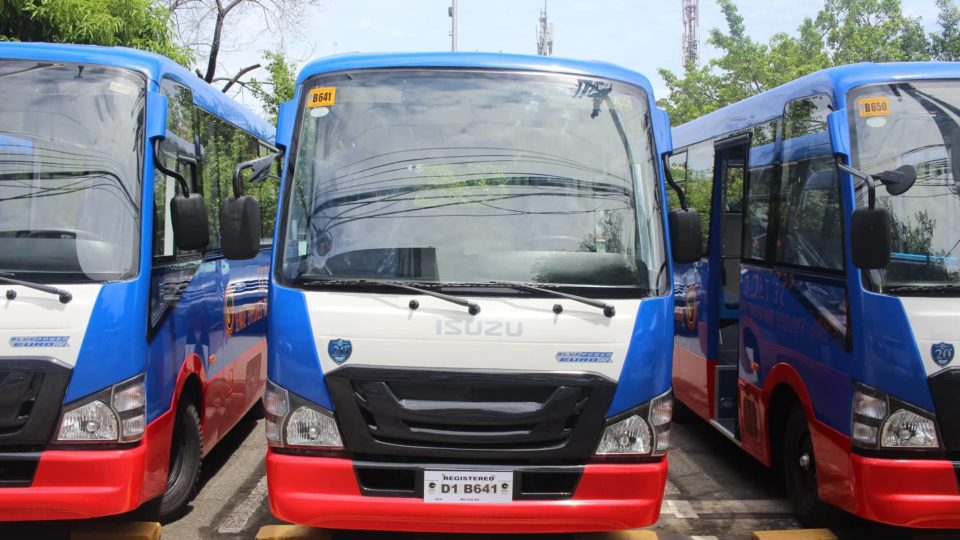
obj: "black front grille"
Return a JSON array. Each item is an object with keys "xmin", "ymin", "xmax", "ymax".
[
  {"xmin": 327, "ymin": 367, "xmax": 616, "ymax": 462},
  {"xmin": 354, "ymin": 461, "xmax": 583, "ymax": 500},
  {"xmin": 0, "ymin": 358, "xmax": 72, "ymax": 448},
  {"xmin": 929, "ymin": 368, "xmax": 960, "ymax": 452},
  {"xmin": 0, "ymin": 453, "xmax": 40, "ymax": 487}
]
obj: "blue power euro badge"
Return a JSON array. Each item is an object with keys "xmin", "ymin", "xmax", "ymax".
[
  {"xmin": 556, "ymin": 351, "xmax": 613, "ymax": 363},
  {"xmin": 932, "ymin": 342, "xmax": 955, "ymax": 367},
  {"xmin": 327, "ymin": 338, "xmax": 353, "ymax": 364},
  {"xmin": 10, "ymin": 336, "xmax": 70, "ymax": 348}
]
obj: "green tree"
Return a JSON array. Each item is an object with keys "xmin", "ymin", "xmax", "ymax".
[
  {"xmin": 248, "ymin": 48, "xmax": 297, "ymax": 123},
  {"xmin": 0, "ymin": 0, "xmax": 190, "ymax": 64},
  {"xmin": 931, "ymin": 0, "xmax": 960, "ymax": 60},
  {"xmin": 815, "ymin": 0, "xmax": 929, "ymax": 63},
  {"xmin": 658, "ymin": 0, "xmax": 932, "ymax": 126}
]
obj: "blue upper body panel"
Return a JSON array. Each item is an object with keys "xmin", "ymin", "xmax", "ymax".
[
  {"xmin": 297, "ymin": 52, "xmax": 657, "ymax": 94},
  {"xmin": 674, "ymin": 62, "xmax": 960, "ymax": 149},
  {"xmin": 0, "ymin": 42, "xmax": 273, "ymax": 141}
]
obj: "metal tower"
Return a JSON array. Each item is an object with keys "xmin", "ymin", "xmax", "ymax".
[
  {"xmin": 682, "ymin": 0, "xmax": 699, "ymax": 65},
  {"xmin": 537, "ymin": 1, "xmax": 554, "ymax": 56}
]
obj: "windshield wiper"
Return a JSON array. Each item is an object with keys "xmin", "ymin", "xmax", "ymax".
[
  {"xmin": 482, "ymin": 281, "xmax": 616, "ymax": 318},
  {"xmin": 0, "ymin": 273, "xmax": 72, "ymax": 303},
  {"xmin": 297, "ymin": 277, "xmax": 480, "ymax": 315}
]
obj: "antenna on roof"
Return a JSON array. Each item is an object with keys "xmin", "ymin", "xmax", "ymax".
[{"xmin": 537, "ymin": 1, "xmax": 554, "ymax": 56}]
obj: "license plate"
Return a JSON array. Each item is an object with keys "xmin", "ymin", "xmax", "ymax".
[{"xmin": 423, "ymin": 470, "xmax": 513, "ymax": 503}]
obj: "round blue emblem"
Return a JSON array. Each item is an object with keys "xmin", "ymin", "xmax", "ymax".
[
  {"xmin": 328, "ymin": 338, "xmax": 353, "ymax": 364},
  {"xmin": 932, "ymin": 342, "xmax": 955, "ymax": 367}
]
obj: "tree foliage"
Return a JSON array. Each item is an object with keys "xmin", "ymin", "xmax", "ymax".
[
  {"xmin": 0, "ymin": 0, "xmax": 191, "ymax": 64},
  {"xmin": 248, "ymin": 47, "xmax": 297, "ymax": 123},
  {"xmin": 659, "ymin": 0, "xmax": 960, "ymax": 125}
]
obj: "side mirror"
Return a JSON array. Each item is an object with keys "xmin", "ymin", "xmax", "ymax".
[
  {"xmin": 879, "ymin": 164, "xmax": 916, "ymax": 196},
  {"xmin": 234, "ymin": 153, "xmax": 280, "ymax": 185},
  {"xmin": 221, "ymin": 196, "xmax": 261, "ymax": 260},
  {"xmin": 669, "ymin": 209, "xmax": 703, "ymax": 264},
  {"xmin": 275, "ymin": 99, "xmax": 295, "ymax": 150},
  {"xmin": 851, "ymin": 207, "xmax": 891, "ymax": 269},
  {"xmin": 170, "ymin": 194, "xmax": 209, "ymax": 251}
]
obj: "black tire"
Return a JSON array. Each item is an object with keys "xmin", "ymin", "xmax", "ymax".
[
  {"xmin": 156, "ymin": 400, "xmax": 202, "ymax": 522},
  {"xmin": 782, "ymin": 406, "xmax": 832, "ymax": 527},
  {"xmin": 672, "ymin": 398, "xmax": 696, "ymax": 424}
]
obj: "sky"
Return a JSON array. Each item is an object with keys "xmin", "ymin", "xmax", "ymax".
[{"xmin": 217, "ymin": 0, "xmax": 944, "ymax": 110}]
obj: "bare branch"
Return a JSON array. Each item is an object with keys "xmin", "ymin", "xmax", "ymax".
[{"xmin": 220, "ymin": 63, "xmax": 261, "ymax": 93}]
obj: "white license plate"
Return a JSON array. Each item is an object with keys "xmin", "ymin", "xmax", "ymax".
[{"xmin": 423, "ymin": 470, "xmax": 513, "ymax": 503}]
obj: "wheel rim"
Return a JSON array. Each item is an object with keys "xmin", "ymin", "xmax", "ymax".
[{"xmin": 795, "ymin": 427, "xmax": 817, "ymax": 499}]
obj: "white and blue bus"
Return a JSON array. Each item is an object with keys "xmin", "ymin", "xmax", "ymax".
[
  {"xmin": 261, "ymin": 52, "xmax": 700, "ymax": 533},
  {"xmin": 0, "ymin": 43, "xmax": 276, "ymax": 521},
  {"xmin": 670, "ymin": 63, "xmax": 960, "ymax": 528}
]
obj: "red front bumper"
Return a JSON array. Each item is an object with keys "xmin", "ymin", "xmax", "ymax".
[
  {"xmin": 850, "ymin": 454, "xmax": 960, "ymax": 528},
  {"xmin": 0, "ymin": 445, "xmax": 147, "ymax": 521},
  {"xmin": 267, "ymin": 450, "xmax": 667, "ymax": 533}
]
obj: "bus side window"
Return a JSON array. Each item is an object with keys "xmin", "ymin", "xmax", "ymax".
[
  {"xmin": 775, "ymin": 95, "xmax": 843, "ymax": 272},
  {"xmin": 155, "ymin": 80, "xmax": 198, "ymax": 259},
  {"xmin": 197, "ymin": 113, "xmax": 271, "ymax": 252},
  {"xmin": 685, "ymin": 142, "xmax": 715, "ymax": 256},
  {"xmin": 743, "ymin": 119, "xmax": 779, "ymax": 263},
  {"xmin": 667, "ymin": 151, "xmax": 688, "ymax": 210}
]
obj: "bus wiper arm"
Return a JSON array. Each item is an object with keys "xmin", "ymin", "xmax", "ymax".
[
  {"xmin": 486, "ymin": 281, "xmax": 615, "ymax": 318},
  {"xmin": 298, "ymin": 277, "xmax": 480, "ymax": 316},
  {"xmin": 0, "ymin": 273, "xmax": 72, "ymax": 304}
]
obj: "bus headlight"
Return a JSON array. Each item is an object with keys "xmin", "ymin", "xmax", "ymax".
[
  {"xmin": 595, "ymin": 389, "xmax": 672, "ymax": 456},
  {"xmin": 286, "ymin": 406, "xmax": 342, "ymax": 448},
  {"xmin": 56, "ymin": 375, "xmax": 145, "ymax": 443},
  {"xmin": 852, "ymin": 382, "xmax": 940, "ymax": 450},
  {"xmin": 264, "ymin": 380, "xmax": 342, "ymax": 450}
]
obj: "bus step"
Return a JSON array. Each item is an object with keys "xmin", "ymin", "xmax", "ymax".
[
  {"xmin": 256, "ymin": 527, "xmax": 661, "ymax": 539},
  {"xmin": 752, "ymin": 530, "xmax": 837, "ymax": 540}
]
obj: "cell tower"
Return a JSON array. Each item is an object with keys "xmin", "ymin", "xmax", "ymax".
[
  {"xmin": 537, "ymin": 1, "xmax": 554, "ymax": 56},
  {"xmin": 682, "ymin": 0, "xmax": 699, "ymax": 65}
]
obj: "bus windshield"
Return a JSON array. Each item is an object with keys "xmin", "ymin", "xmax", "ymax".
[
  {"xmin": 0, "ymin": 60, "xmax": 144, "ymax": 282},
  {"xmin": 280, "ymin": 69, "xmax": 664, "ymax": 293},
  {"xmin": 849, "ymin": 81, "xmax": 960, "ymax": 292}
]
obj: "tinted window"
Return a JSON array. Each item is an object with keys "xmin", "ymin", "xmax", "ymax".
[
  {"xmin": 685, "ymin": 142, "xmax": 714, "ymax": 255},
  {"xmin": 0, "ymin": 60, "xmax": 145, "ymax": 282},
  {"xmin": 774, "ymin": 95, "xmax": 843, "ymax": 271}
]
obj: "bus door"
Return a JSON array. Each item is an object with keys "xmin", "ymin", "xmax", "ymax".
[{"xmin": 709, "ymin": 136, "xmax": 749, "ymax": 435}]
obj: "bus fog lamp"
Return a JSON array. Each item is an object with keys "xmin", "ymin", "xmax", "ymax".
[
  {"xmin": 596, "ymin": 414, "xmax": 652, "ymax": 455},
  {"xmin": 285, "ymin": 406, "xmax": 342, "ymax": 448},
  {"xmin": 58, "ymin": 400, "xmax": 118, "ymax": 441},
  {"xmin": 881, "ymin": 409, "xmax": 938, "ymax": 448}
]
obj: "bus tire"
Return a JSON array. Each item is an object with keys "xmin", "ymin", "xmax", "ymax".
[
  {"xmin": 782, "ymin": 406, "xmax": 831, "ymax": 526},
  {"xmin": 157, "ymin": 400, "xmax": 202, "ymax": 521}
]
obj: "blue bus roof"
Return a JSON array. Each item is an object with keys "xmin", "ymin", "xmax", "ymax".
[
  {"xmin": 0, "ymin": 42, "xmax": 274, "ymax": 141},
  {"xmin": 296, "ymin": 52, "xmax": 657, "ymax": 97},
  {"xmin": 674, "ymin": 62, "xmax": 960, "ymax": 149}
]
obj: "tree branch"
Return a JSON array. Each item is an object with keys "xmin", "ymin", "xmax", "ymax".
[{"xmin": 220, "ymin": 63, "xmax": 261, "ymax": 93}]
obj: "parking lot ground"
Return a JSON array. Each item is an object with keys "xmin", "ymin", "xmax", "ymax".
[{"xmin": 0, "ymin": 413, "xmax": 954, "ymax": 540}]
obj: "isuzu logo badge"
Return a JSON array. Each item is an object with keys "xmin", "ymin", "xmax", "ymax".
[
  {"xmin": 327, "ymin": 338, "xmax": 353, "ymax": 364},
  {"xmin": 932, "ymin": 342, "xmax": 955, "ymax": 367}
]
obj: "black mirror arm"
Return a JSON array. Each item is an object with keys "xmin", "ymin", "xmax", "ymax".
[
  {"xmin": 662, "ymin": 154, "xmax": 688, "ymax": 210},
  {"xmin": 837, "ymin": 160, "xmax": 877, "ymax": 209},
  {"xmin": 153, "ymin": 139, "xmax": 191, "ymax": 195}
]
